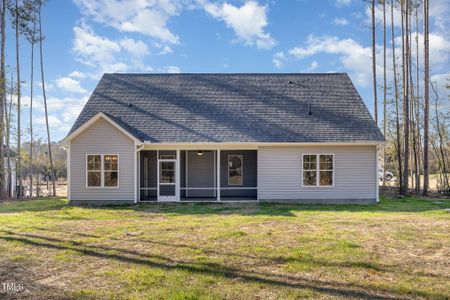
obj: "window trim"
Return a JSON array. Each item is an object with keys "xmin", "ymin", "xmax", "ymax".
[
  {"xmin": 301, "ymin": 154, "xmax": 334, "ymax": 188},
  {"xmin": 86, "ymin": 154, "xmax": 120, "ymax": 189},
  {"xmin": 228, "ymin": 154, "xmax": 243, "ymax": 186}
]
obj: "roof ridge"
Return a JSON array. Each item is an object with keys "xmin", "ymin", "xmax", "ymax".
[{"xmin": 103, "ymin": 72, "xmax": 349, "ymax": 76}]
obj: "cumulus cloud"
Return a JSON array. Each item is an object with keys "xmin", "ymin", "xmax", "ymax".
[
  {"xmin": 305, "ymin": 61, "xmax": 319, "ymax": 72},
  {"xmin": 289, "ymin": 35, "xmax": 374, "ymax": 86},
  {"xmin": 203, "ymin": 0, "xmax": 276, "ymax": 49},
  {"xmin": 73, "ymin": 0, "xmax": 183, "ymax": 44},
  {"xmin": 272, "ymin": 52, "xmax": 286, "ymax": 68},
  {"xmin": 333, "ymin": 17, "xmax": 349, "ymax": 26},
  {"xmin": 72, "ymin": 24, "xmax": 121, "ymax": 66},
  {"xmin": 120, "ymin": 38, "xmax": 150, "ymax": 58},
  {"xmin": 55, "ymin": 77, "xmax": 87, "ymax": 94},
  {"xmin": 72, "ymin": 24, "xmax": 153, "ymax": 74},
  {"xmin": 164, "ymin": 66, "xmax": 181, "ymax": 73},
  {"xmin": 335, "ymin": 0, "xmax": 351, "ymax": 7}
]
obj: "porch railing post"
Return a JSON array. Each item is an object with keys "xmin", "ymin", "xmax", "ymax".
[{"xmin": 217, "ymin": 149, "xmax": 221, "ymax": 201}]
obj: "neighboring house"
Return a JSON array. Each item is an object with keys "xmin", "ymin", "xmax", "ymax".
[{"xmin": 61, "ymin": 73, "xmax": 384, "ymax": 205}]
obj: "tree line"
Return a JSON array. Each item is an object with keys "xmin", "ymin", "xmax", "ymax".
[
  {"xmin": 370, "ymin": 0, "xmax": 449, "ymax": 196},
  {"xmin": 0, "ymin": 0, "xmax": 56, "ymax": 198}
]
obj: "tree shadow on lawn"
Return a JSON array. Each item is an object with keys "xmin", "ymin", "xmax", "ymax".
[
  {"xmin": 26, "ymin": 228, "xmax": 450, "ymax": 282},
  {"xmin": 0, "ymin": 230, "xmax": 446, "ymax": 300},
  {"xmin": 133, "ymin": 197, "xmax": 450, "ymax": 216},
  {"xmin": 0, "ymin": 197, "xmax": 448, "ymax": 216}
]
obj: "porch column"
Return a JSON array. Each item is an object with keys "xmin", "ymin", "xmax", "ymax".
[
  {"xmin": 217, "ymin": 149, "xmax": 221, "ymax": 201},
  {"xmin": 176, "ymin": 149, "xmax": 181, "ymax": 201}
]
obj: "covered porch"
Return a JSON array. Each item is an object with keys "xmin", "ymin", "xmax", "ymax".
[{"xmin": 138, "ymin": 148, "xmax": 257, "ymax": 202}]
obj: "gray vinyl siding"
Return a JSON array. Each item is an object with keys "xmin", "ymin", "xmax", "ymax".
[
  {"xmin": 69, "ymin": 118, "xmax": 135, "ymax": 202},
  {"xmin": 258, "ymin": 146, "xmax": 377, "ymax": 202}
]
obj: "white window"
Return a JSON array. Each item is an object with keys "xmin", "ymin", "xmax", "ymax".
[
  {"xmin": 228, "ymin": 155, "xmax": 243, "ymax": 185},
  {"xmin": 86, "ymin": 154, "xmax": 119, "ymax": 188},
  {"xmin": 302, "ymin": 154, "xmax": 333, "ymax": 187}
]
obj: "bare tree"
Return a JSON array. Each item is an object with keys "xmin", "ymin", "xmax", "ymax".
[
  {"xmin": 371, "ymin": 0, "xmax": 378, "ymax": 125},
  {"xmin": 391, "ymin": 0, "xmax": 402, "ymax": 191},
  {"xmin": 382, "ymin": 0, "xmax": 387, "ymax": 186},
  {"xmin": 26, "ymin": 15, "xmax": 38, "ymax": 197},
  {"xmin": 38, "ymin": 0, "xmax": 56, "ymax": 196},
  {"xmin": 422, "ymin": 0, "xmax": 429, "ymax": 195},
  {"xmin": 14, "ymin": 0, "xmax": 22, "ymax": 198},
  {"xmin": 0, "ymin": 0, "xmax": 5, "ymax": 197},
  {"xmin": 401, "ymin": 0, "xmax": 410, "ymax": 195},
  {"xmin": 5, "ymin": 73, "xmax": 13, "ymax": 197},
  {"xmin": 430, "ymin": 82, "xmax": 449, "ymax": 194}
]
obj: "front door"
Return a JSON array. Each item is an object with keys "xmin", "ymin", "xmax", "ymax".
[{"xmin": 158, "ymin": 159, "xmax": 177, "ymax": 201}]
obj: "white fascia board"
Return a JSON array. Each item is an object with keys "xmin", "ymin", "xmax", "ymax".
[{"xmin": 140, "ymin": 141, "xmax": 383, "ymax": 150}]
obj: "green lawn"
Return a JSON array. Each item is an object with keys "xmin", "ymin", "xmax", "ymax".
[{"xmin": 0, "ymin": 197, "xmax": 449, "ymax": 300}]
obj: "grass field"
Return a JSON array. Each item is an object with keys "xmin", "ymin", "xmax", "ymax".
[{"xmin": 0, "ymin": 197, "xmax": 449, "ymax": 300}]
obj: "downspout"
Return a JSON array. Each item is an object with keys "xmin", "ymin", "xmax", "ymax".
[{"xmin": 135, "ymin": 143, "xmax": 144, "ymax": 204}]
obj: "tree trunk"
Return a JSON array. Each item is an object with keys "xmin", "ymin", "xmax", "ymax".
[
  {"xmin": 38, "ymin": 0, "xmax": 56, "ymax": 197},
  {"xmin": 6, "ymin": 73, "xmax": 12, "ymax": 197},
  {"xmin": 414, "ymin": 0, "xmax": 421, "ymax": 193},
  {"xmin": 382, "ymin": 0, "xmax": 387, "ymax": 187},
  {"xmin": 15, "ymin": 0, "xmax": 22, "ymax": 198},
  {"xmin": 391, "ymin": 0, "xmax": 402, "ymax": 191},
  {"xmin": 423, "ymin": 0, "xmax": 429, "ymax": 195},
  {"xmin": 29, "ymin": 37, "xmax": 34, "ymax": 198},
  {"xmin": 401, "ymin": 0, "xmax": 410, "ymax": 195},
  {"xmin": 371, "ymin": 0, "xmax": 378, "ymax": 125},
  {"xmin": 408, "ymin": 5, "xmax": 418, "ymax": 194},
  {"xmin": 0, "ymin": 0, "xmax": 5, "ymax": 197}
]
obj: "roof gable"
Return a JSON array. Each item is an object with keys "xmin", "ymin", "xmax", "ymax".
[
  {"xmin": 62, "ymin": 112, "xmax": 141, "ymax": 145},
  {"xmin": 67, "ymin": 73, "xmax": 384, "ymax": 143}
]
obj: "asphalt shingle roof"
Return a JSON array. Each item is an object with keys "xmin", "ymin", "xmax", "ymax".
[{"xmin": 68, "ymin": 73, "xmax": 385, "ymax": 143}]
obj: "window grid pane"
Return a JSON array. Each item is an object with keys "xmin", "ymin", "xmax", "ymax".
[
  {"xmin": 319, "ymin": 155, "xmax": 333, "ymax": 186},
  {"xmin": 104, "ymin": 155, "xmax": 118, "ymax": 171},
  {"xmin": 303, "ymin": 155, "xmax": 318, "ymax": 186},
  {"xmin": 105, "ymin": 171, "xmax": 118, "ymax": 187},
  {"xmin": 320, "ymin": 171, "xmax": 333, "ymax": 186},
  {"xmin": 87, "ymin": 155, "xmax": 101, "ymax": 171},
  {"xmin": 88, "ymin": 172, "xmax": 101, "ymax": 187}
]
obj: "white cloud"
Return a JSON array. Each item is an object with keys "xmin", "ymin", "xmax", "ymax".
[
  {"xmin": 73, "ymin": 0, "xmax": 182, "ymax": 44},
  {"xmin": 333, "ymin": 17, "xmax": 349, "ymax": 26},
  {"xmin": 164, "ymin": 66, "xmax": 181, "ymax": 73},
  {"xmin": 55, "ymin": 77, "xmax": 87, "ymax": 94},
  {"xmin": 289, "ymin": 35, "xmax": 373, "ymax": 86},
  {"xmin": 429, "ymin": 0, "xmax": 450, "ymax": 32},
  {"xmin": 35, "ymin": 115, "xmax": 62, "ymax": 126},
  {"xmin": 158, "ymin": 45, "xmax": 173, "ymax": 55},
  {"xmin": 72, "ymin": 24, "xmax": 121, "ymax": 66},
  {"xmin": 273, "ymin": 52, "xmax": 286, "ymax": 68},
  {"xmin": 305, "ymin": 60, "xmax": 319, "ymax": 72},
  {"xmin": 72, "ymin": 24, "xmax": 153, "ymax": 74},
  {"xmin": 119, "ymin": 38, "xmax": 150, "ymax": 58},
  {"xmin": 68, "ymin": 71, "xmax": 86, "ymax": 79},
  {"xmin": 335, "ymin": 0, "xmax": 351, "ymax": 7},
  {"xmin": 393, "ymin": 32, "xmax": 450, "ymax": 71},
  {"xmin": 203, "ymin": 0, "xmax": 276, "ymax": 49}
]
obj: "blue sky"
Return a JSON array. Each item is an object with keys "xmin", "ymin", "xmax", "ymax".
[{"xmin": 6, "ymin": 0, "xmax": 450, "ymax": 141}]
